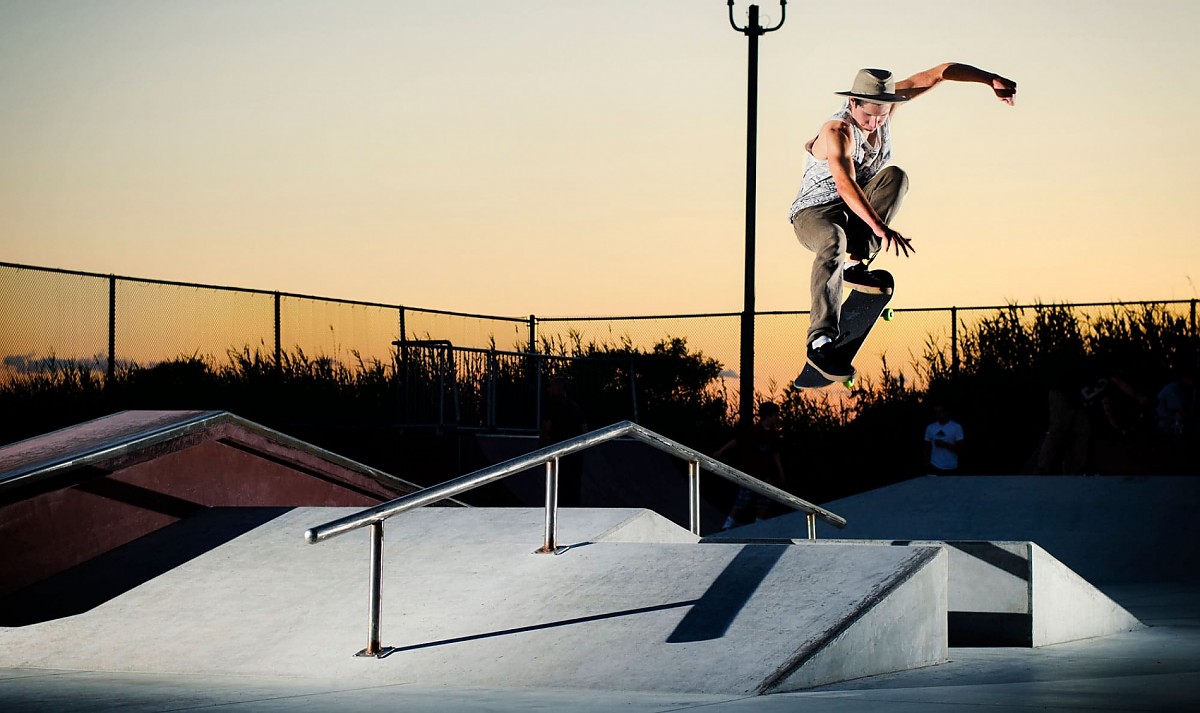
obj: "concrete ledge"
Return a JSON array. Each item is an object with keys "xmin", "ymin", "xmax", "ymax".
[{"xmin": 765, "ymin": 545, "xmax": 947, "ymax": 692}]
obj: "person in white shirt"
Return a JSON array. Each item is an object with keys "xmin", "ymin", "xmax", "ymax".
[{"xmin": 924, "ymin": 404, "xmax": 965, "ymax": 475}]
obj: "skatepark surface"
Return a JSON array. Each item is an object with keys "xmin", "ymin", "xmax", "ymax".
[
  {"xmin": 3, "ymin": 472, "xmax": 1198, "ymax": 711},
  {"xmin": 1, "ymin": 581, "xmax": 1195, "ymax": 712}
]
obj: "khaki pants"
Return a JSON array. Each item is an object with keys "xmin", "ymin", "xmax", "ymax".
[{"xmin": 790, "ymin": 166, "xmax": 908, "ymax": 345}]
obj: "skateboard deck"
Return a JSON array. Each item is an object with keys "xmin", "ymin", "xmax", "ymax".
[{"xmin": 794, "ymin": 270, "xmax": 895, "ymax": 389}]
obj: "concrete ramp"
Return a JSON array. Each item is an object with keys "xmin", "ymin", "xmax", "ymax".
[
  {"xmin": 0, "ymin": 410, "xmax": 434, "ymax": 598},
  {"xmin": 723, "ymin": 476, "xmax": 1200, "ymax": 584},
  {"xmin": 0, "ymin": 508, "xmax": 947, "ymax": 694},
  {"xmin": 930, "ymin": 539, "xmax": 1142, "ymax": 647},
  {"xmin": 1028, "ymin": 542, "xmax": 1143, "ymax": 646},
  {"xmin": 0, "ymin": 410, "xmax": 425, "ymax": 500},
  {"xmin": 937, "ymin": 539, "xmax": 1140, "ymax": 647},
  {"xmin": 708, "ymin": 476, "xmax": 1156, "ymax": 646},
  {"xmin": 708, "ymin": 536, "xmax": 1141, "ymax": 647}
]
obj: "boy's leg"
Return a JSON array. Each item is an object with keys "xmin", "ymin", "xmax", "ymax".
[{"xmin": 792, "ymin": 204, "xmax": 849, "ymax": 346}]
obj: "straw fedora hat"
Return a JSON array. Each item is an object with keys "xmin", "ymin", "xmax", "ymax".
[{"xmin": 835, "ymin": 68, "xmax": 910, "ymax": 104}]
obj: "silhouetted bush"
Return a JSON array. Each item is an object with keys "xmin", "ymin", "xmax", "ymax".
[{"xmin": 2, "ymin": 303, "xmax": 1194, "ymax": 494}]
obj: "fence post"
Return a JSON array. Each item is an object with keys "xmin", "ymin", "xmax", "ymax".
[
  {"xmin": 107, "ymin": 275, "xmax": 117, "ymax": 384},
  {"xmin": 447, "ymin": 347, "xmax": 461, "ymax": 426},
  {"xmin": 534, "ymin": 354, "xmax": 544, "ymax": 432},
  {"xmin": 628, "ymin": 357, "xmax": 640, "ymax": 423},
  {"xmin": 528, "ymin": 315, "xmax": 539, "ymax": 430},
  {"xmin": 1191, "ymin": 299, "xmax": 1197, "ymax": 341},
  {"xmin": 273, "ymin": 292, "xmax": 282, "ymax": 374},
  {"xmin": 951, "ymin": 306, "xmax": 959, "ymax": 376},
  {"xmin": 397, "ymin": 308, "xmax": 407, "ymax": 425},
  {"xmin": 484, "ymin": 349, "xmax": 493, "ymax": 430},
  {"xmin": 436, "ymin": 346, "xmax": 446, "ymax": 432}
]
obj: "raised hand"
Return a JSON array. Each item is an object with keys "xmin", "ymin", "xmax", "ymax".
[
  {"xmin": 991, "ymin": 75, "xmax": 1017, "ymax": 105},
  {"xmin": 879, "ymin": 226, "xmax": 916, "ymax": 257}
]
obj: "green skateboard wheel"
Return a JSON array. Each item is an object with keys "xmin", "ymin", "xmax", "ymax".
[
  {"xmin": 883, "ymin": 308, "xmax": 895, "ymax": 321},
  {"xmin": 843, "ymin": 376, "xmax": 856, "ymax": 388}
]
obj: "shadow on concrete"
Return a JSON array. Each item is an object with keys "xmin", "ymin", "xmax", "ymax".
[
  {"xmin": 947, "ymin": 542, "xmax": 1030, "ymax": 580},
  {"xmin": 381, "ymin": 600, "xmax": 700, "ymax": 655},
  {"xmin": 892, "ymin": 540, "xmax": 1029, "ymax": 581},
  {"xmin": 0, "ymin": 507, "xmax": 291, "ymax": 627},
  {"xmin": 667, "ymin": 544, "xmax": 787, "ymax": 643}
]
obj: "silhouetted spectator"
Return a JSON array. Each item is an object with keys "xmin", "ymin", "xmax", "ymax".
[
  {"xmin": 716, "ymin": 401, "xmax": 787, "ymax": 530},
  {"xmin": 1035, "ymin": 354, "xmax": 1154, "ymax": 474},
  {"xmin": 1156, "ymin": 360, "xmax": 1197, "ymax": 436},
  {"xmin": 540, "ymin": 375, "xmax": 587, "ymax": 507},
  {"xmin": 924, "ymin": 404, "xmax": 964, "ymax": 475},
  {"xmin": 1095, "ymin": 373, "xmax": 1154, "ymax": 437},
  {"xmin": 1034, "ymin": 354, "xmax": 1096, "ymax": 475}
]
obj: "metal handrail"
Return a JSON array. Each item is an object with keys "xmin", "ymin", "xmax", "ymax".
[
  {"xmin": 305, "ymin": 420, "xmax": 844, "ymax": 544},
  {"xmin": 303, "ymin": 420, "xmax": 846, "ymax": 657}
]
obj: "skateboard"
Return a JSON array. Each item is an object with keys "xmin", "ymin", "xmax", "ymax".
[{"xmin": 793, "ymin": 269, "xmax": 896, "ymax": 389}]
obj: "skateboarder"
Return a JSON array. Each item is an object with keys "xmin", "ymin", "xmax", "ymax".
[{"xmin": 789, "ymin": 64, "xmax": 1017, "ymax": 381}]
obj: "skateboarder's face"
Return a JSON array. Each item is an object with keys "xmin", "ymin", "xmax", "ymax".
[{"xmin": 848, "ymin": 100, "xmax": 891, "ymax": 133}]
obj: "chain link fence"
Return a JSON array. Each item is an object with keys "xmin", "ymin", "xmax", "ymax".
[{"xmin": 3, "ymin": 261, "xmax": 1196, "ymax": 428}]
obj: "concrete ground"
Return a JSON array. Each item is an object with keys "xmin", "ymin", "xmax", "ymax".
[{"xmin": 2, "ymin": 582, "xmax": 1196, "ymax": 712}]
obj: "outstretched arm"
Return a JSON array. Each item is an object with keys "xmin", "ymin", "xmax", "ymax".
[
  {"xmin": 824, "ymin": 121, "xmax": 915, "ymax": 257},
  {"xmin": 895, "ymin": 62, "xmax": 1017, "ymax": 105}
]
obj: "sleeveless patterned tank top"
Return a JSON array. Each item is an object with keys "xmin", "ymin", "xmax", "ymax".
[{"xmin": 788, "ymin": 100, "xmax": 892, "ymax": 221}]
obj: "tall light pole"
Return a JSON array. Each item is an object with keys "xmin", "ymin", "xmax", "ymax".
[{"xmin": 727, "ymin": 1, "xmax": 786, "ymax": 426}]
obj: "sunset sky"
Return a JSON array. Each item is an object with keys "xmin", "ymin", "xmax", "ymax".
[{"xmin": 2, "ymin": 0, "xmax": 1198, "ymax": 320}]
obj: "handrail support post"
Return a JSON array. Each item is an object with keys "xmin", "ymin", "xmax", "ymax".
[
  {"xmin": 355, "ymin": 521, "xmax": 394, "ymax": 658},
  {"xmin": 538, "ymin": 458, "xmax": 560, "ymax": 553},
  {"xmin": 688, "ymin": 460, "xmax": 702, "ymax": 536},
  {"xmin": 806, "ymin": 512, "xmax": 816, "ymax": 540}
]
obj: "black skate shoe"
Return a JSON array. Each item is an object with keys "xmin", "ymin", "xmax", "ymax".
[
  {"xmin": 843, "ymin": 263, "xmax": 894, "ymax": 295},
  {"xmin": 805, "ymin": 340, "xmax": 856, "ymax": 382}
]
